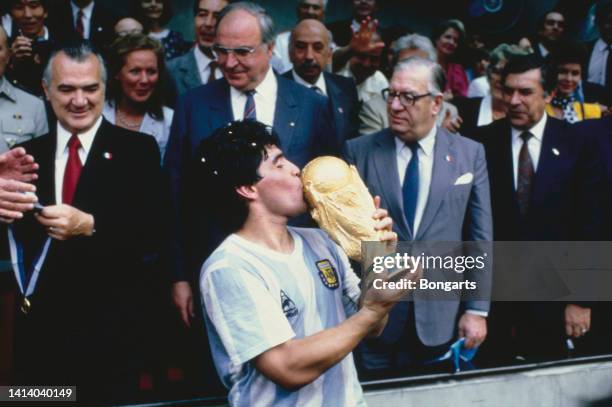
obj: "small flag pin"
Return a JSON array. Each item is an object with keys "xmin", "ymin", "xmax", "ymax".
[
  {"xmin": 338, "ymin": 107, "xmax": 344, "ymax": 114},
  {"xmin": 552, "ymin": 148, "xmax": 560, "ymax": 156},
  {"xmin": 104, "ymin": 152, "xmax": 112, "ymax": 160},
  {"xmin": 446, "ymin": 154, "xmax": 453, "ymax": 162}
]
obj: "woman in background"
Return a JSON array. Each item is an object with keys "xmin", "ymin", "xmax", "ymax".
[
  {"xmin": 432, "ymin": 19, "xmax": 469, "ymax": 99},
  {"xmin": 104, "ymin": 33, "xmax": 173, "ymax": 160},
  {"xmin": 546, "ymin": 42, "xmax": 604, "ymax": 123},
  {"xmin": 131, "ymin": 0, "xmax": 189, "ymax": 60}
]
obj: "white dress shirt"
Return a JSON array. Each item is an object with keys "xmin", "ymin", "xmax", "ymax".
[
  {"xmin": 2, "ymin": 14, "xmax": 12, "ymax": 37},
  {"xmin": 467, "ymin": 76, "xmax": 490, "ymax": 98},
  {"xmin": 54, "ymin": 117, "xmax": 101, "ymax": 204},
  {"xmin": 587, "ymin": 39, "xmax": 610, "ymax": 86},
  {"xmin": 230, "ymin": 67, "xmax": 277, "ymax": 127},
  {"xmin": 292, "ymin": 70, "xmax": 327, "ymax": 97},
  {"xmin": 338, "ymin": 65, "xmax": 388, "ymax": 103},
  {"xmin": 149, "ymin": 29, "xmax": 170, "ymax": 41},
  {"xmin": 273, "ymin": 31, "xmax": 293, "ymax": 74},
  {"xmin": 193, "ymin": 46, "xmax": 223, "ymax": 85},
  {"xmin": 511, "ymin": 113, "xmax": 547, "ymax": 190},
  {"xmin": 395, "ymin": 125, "xmax": 436, "ymax": 238},
  {"xmin": 477, "ymin": 94, "xmax": 493, "ymax": 127},
  {"xmin": 538, "ymin": 43, "xmax": 549, "ymax": 58},
  {"xmin": 71, "ymin": 1, "xmax": 94, "ymax": 39}
]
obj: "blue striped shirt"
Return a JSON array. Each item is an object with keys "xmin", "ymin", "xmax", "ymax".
[{"xmin": 200, "ymin": 227, "xmax": 366, "ymax": 406}]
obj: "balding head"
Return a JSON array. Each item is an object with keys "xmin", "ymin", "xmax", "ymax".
[
  {"xmin": 0, "ymin": 26, "xmax": 10, "ymax": 78},
  {"xmin": 289, "ymin": 19, "xmax": 331, "ymax": 84}
]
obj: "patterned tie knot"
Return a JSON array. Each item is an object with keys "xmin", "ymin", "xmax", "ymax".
[
  {"xmin": 78, "ymin": 9, "xmax": 84, "ymax": 18},
  {"xmin": 68, "ymin": 134, "xmax": 81, "ymax": 151},
  {"xmin": 520, "ymin": 132, "xmax": 533, "ymax": 143},
  {"xmin": 244, "ymin": 89, "xmax": 256, "ymax": 96}
]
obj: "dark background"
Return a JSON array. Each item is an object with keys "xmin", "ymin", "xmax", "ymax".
[{"xmin": 84, "ymin": 0, "xmax": 599, "ymax": 44}]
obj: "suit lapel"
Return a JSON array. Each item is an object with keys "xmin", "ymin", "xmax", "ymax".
[
  {"xmin": 182, "ymin": 51, "xmax": 203, "ymax": 90},
  {"xmin": 72, "ymin": 120, "xmax": 113, "ymax": 207},
  {"xmin": 531, "ymin": 118, "xmax": 562, "ymax": 206},
  {"xmin": 417, "ymin": 129, "xmax": 455, "ymax": 239},
  {"xmin": 208, "ymin": 80, "xmax": 233, "ymax": 132},
  {"xmin": 324, "ymin": 73, "xmax": 345, "ymax": 136},
  {"xmin": 373, "ymin": 129, "xmax": 410, "ymax": 239},
  {"xmin": 274, "ymin": 77, "xmax": 298, "ymax": 149}
]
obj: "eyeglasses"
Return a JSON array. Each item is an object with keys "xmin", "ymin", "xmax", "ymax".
[
  {"xmin": 382, "ymin": 88, "xmax": 431, "ymax": 107},
  {"xmin": 212, "ymin": 44, "xmax": 264, "ymax": 60}
]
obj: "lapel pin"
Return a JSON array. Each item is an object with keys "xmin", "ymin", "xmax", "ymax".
[
  {"xmin": 338, "ymin": 107, "xmax": 344, "ymax": 114},
  {"xmin": 289, "ymin": 122, "xmax": 295, "ymax": 127},
  {"xmin": 552, "ymin": 148, "xmax": 560, "ymax": 156},
  {"xmin": 103, "ymin": 152, "xmax": 113, "ymax": 160},
  {"xmin": 446, "ymin": 154, "xmax": 453, "ymax": 162},
  {"xmin": 98, "ymin": 27, "xmax": 103, "ymax": 32}
]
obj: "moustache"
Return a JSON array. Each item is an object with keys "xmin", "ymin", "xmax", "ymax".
[{"xmin": 298, "ymin": 60, "xmax": 321, "ymax": 70}]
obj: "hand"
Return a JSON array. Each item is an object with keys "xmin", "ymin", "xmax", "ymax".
[
  {"xmin": 0, "ymin": 178, "xmax": 37, "ymax": 223},
  {"xmin": 0, "ymin": 148, "xmax": 39, "ymax": 182},
  {"xmin": 442, "ymin": 111, "xmax": 463, "ymax": 133},
  {"xmin": 348, "ymin": 16, "xmax": 385, "ymax": 55},
  {"xmin": 458, "ymin": 313, "xmax": 487, "ymax": 349},
  {"xmin": 35, "ymin": 204, "xmax": 94, "ymax": 240},
  {"xmin": 10, "ymin": 35, "xmax": 33, "ymax": 62},
  {"xmin": 565, "ymin": 304, "xmax": 591, "ymax": 338},
  {"xmin": 172, "ymin": 281, "xmax": 194, "ymax": 327},
  {"xmin": 372, "ymin": 195, "xmax": 396, "ymax": 243}
]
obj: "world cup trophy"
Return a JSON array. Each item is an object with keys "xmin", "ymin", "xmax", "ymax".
[{"xmin": 302, "ymin": 156, "xmax": 383, "ymax": 262}]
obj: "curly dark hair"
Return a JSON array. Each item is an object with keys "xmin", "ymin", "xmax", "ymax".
[
  {"xmin": 107, "ymin": 33, "xmax": 167, "ymax": 120},
  {"xmin": 191, "ymin": 120, "xmax": 281, "ymax": 232}
]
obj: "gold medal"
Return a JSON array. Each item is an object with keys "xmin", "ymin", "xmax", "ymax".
[{"xmin": 20, "ymin": 297, "xmax": 31, "ymax": 315}]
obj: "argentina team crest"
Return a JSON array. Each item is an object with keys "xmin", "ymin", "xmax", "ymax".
[{"xmin": 316, "ymin": 260, "xmax": 339, "ymax": 289}]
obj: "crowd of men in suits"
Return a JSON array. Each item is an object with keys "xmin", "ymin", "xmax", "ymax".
[{"xmin": 0, "ymin": 0, "xmax": 611, "ymax": 404}]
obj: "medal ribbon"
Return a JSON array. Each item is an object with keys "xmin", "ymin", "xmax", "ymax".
[{"xmin": 8, "ymin": 226, "xmax": 52, "ymax": 298}]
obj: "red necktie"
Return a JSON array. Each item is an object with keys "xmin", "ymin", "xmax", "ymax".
[
  {"xmin": 76, "ymin": 9, "xmax": 85, "ymax": 38},
  {"xmin": 62, "ymin": 134, "xmax": 83, "ymax": 205}
]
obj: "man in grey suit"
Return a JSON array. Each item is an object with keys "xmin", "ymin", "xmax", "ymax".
[
  {"xmin": 167, "ymin": 0, "xmax": 228, "ymax": 96},
  {"xmin": 344, "ymin": 56, "xmax": 492, "ymax": 371}
]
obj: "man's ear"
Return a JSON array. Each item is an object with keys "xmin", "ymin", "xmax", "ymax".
[
  {"xmin": 431, "ymin": 93, "xmax": 444, "ymax": 116},
  {"xmin": 235, "ymin": 185, "xmax": 257, "ymax": 201}
]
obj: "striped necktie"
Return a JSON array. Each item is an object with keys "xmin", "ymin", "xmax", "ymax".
[{"xmin": 243, "ymin": 90, "xmax": 256, "ymax": 120}]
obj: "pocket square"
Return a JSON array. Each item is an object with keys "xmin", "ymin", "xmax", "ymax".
[{"xmin": 454, "ymin": 172, "xmax": 473, "ymax": 185}]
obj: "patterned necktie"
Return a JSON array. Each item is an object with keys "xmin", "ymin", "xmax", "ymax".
[
  {"xmin": 402, "ymin": 142, "xmax": 419, "ymax": 233},
  {"xmin": 207, "ymin": 60, "xmax": 218, "ymax": 83},
  {"xmin": 310, "ymin": 85, "xmax": 324, "ymax": 96},
  {"xmin": 76, "ymin": 9, "xmax": 85, "ymax": 39},
  {"xmin": 516, "ymin": 132, "xmax": 534, "ymax": 216},
  {"xmin": 243, "ymin": 90, "xmax": 256, "ymax": 120},
  {"xmin": 62, "ymin": 134, "xmax": 83, "ymax": 205}
]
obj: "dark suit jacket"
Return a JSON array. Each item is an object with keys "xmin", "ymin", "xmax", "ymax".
[
  {"xmin": 575, "ymin": 116, "xmax": 612, "ymax": 239},
  {"xmin": 9, "ymin": 120, "xmax": 167, "ymax": 392},
  {"xmin": 48, "ymin": 1, "xmax": 119, "ymax": 52},
  {"xmin": 454, "ymin": 97, "xmax": 484, "ymax": 138},
  {"xmin": 164, "ymin": 75, "xmax": 336, "ymax": 282},
  {"xmin": 474, "ymin": 117, "xmax": 602, "ymax": 241},
  {"xmin": 344, "ymin": 128, "xmax": 492, "ymax": 347},
  {"xmin": 167, "ymin": 48, "xmax": 203, "ymax": 97},
  {"xmin": 282, "ymin": 70, "xmax": 360, "ymax": 141}
]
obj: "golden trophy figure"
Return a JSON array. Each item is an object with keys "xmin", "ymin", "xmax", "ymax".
[{"xmin": 302, "ymin": 156, "xmax": 384, "ymax": 263}]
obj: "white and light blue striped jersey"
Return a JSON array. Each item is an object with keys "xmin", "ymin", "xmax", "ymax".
[{"xmin": 200, "ymin": 227, "xmax": 366, "ymax": 407}]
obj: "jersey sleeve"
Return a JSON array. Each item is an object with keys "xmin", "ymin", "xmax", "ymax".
[{"xmin": 201, "ymin": 264, "xmax": 296, "ymax": 366}]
